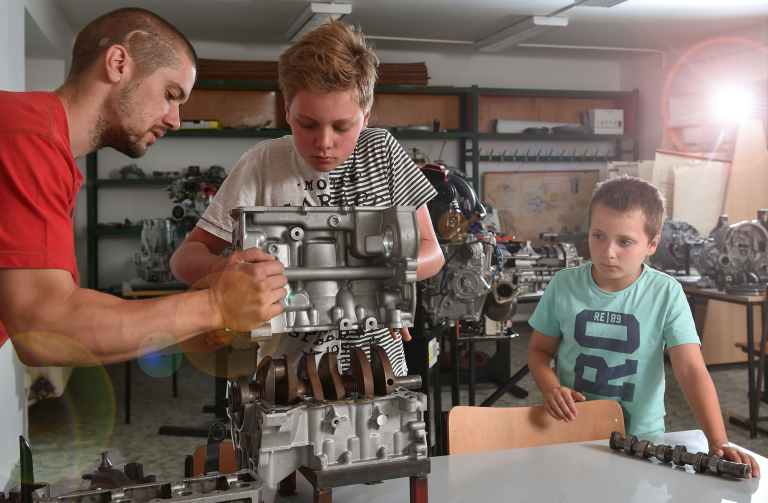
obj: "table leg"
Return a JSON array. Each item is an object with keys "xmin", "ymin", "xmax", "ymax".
[
  {"xmin": 313, "ymin": 488, "xmax": 332, "ymax": 503},
  {"xmin": 410, "ymin": 475, "xmax": 428, "ymax": 503},
  {"xmin": 450, "ymin": 325, "xmax": 460, "ymax": 407},
  {"xmin": 125, "ymin": 361, "xmax": 131, "ymax": 424},
  {"xmin": 433, "ymin": 336, "xmax": 442, "ymax": 455},
  {"xmin": 469, "ymin": 340, "xmax": 476, "ymax": 406},
  {"xmin": 747, "ymin": 304, "xmax": 757, "ymax": 438}
]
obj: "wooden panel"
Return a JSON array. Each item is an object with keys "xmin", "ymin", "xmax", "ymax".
[
  {"xmin": 700, "ymin": 300, "xmax": 758, "ymax": 365},
  {"xmin": 476, "ymin": 96, "xmax": 619, "ymax": 133},
  {"xmin": 368, "ymin": 94, "xmax": 460, "ymax": 129},
  {"xmin": 446, "ymin": 401, "xmax": 624, "ymax": 455},
  {"xmin": 722, "ymin": 119, "xmax": 768, "ymax": 224},
  {"xmin": 180, "ymin": 89, "xmax": 288, "ymax": 129}
]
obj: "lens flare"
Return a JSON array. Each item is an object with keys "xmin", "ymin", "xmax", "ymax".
[
  {"xmin": 6, "ymin": 333, "xmax": 115, "ymax": 493},
  {"xmin": 137, "ymin": 333, "xmax": 182, "ymax": 378},
  {"xmin": 711, "ymin": 88, "xmax": 755, "ymax": 123}
]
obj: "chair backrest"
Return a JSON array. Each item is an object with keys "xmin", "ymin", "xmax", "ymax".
[
  {"xmin": 190, "ymin": 441, "xmax": 238, "ymax": 476},
  {"xmin": 446, "ymin": 400, "xmax": 624, "ymax": 455}
]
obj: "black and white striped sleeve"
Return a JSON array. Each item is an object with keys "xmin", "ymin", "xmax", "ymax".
[{"xmin": 384, "ymin": 132, "xmax": 438, "ymax": 209}]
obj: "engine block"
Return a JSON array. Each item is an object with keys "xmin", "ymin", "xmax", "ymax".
[
  {"xmin": 500, "ymin": 241, "xmax": 584, "ymax": 294},
  {"xmin": 227, "ymin": 346, "xmax": 428, "ymax": 503},
  {"xmin": 231, "ymin": 206, "xmax": 419, "ymax": 335}
]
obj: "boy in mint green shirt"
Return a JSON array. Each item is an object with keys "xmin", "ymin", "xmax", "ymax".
[{"xmin": 527, "ymin": 175, "xmax": 758, "ymax": 476}]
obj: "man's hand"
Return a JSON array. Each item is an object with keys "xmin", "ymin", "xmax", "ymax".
[
  {"xmin": 711, "ymin": 444, "xmax": 760, "ymax": 478},
  {"xmin": 544, "ymin": 386, "xmax": 586, "ymax": 422},
  {"xmin": 388, "ymin": 327, "xmax": 412, "ymax": 342},
  {"xmin": 207, "ymin": 247, "xmax": 288, "ymax": 333}
]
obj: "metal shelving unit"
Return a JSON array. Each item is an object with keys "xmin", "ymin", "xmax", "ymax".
[{"xmin": 85, "ymin": 83, "xmax": 639, "ymax": 289}]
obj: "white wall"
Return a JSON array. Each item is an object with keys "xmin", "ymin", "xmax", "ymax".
[
  {"xmin": 25, "ymin": 59, "xmax": 65, "ymax": 91},
  {"xmin": 0, "ymin": 0, "xmax": 28, "ymax": 493}
]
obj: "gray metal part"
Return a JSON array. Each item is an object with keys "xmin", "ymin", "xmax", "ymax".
[
  {"xmin": 651, "ymin": 220, "xmax": 703, "ymax": 272},
  {"xmin": 421, "ymin": 233, "xmax": 496, "ymax": 322},
  {"xmin": 501, "ymin": 242, "xmax": 584, "ymax": 294},
  {"xmin": 230, "ymin": 206, "xmax": 420, "ymax": 333},
  {"xmin": 133, "ymin": 219, "xmax": 180, "ymax": 283},
  {"xmin": 230, "ymin": 390, "xmax": 428, "ymax": 503},
  {"xmin": 30, "ymin": 471, "xmax": 262, "ymax": 503}
]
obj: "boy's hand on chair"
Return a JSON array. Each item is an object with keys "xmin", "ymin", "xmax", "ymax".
[
  {"xmin": 711, "ymin": 444, "xmax": 760, "ymax": 478},
  {"xmin": 544, "ymin": 386, "xmax": 586, "ymax": 422}
]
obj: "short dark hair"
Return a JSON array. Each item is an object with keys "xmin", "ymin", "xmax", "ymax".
[
  {"xmin": 67, "ymin": 8, "xmax": 198, "ymax": 83},
  {"xmin": 588, "ymin": 175, "xmax": 667, "ymax": 241}
]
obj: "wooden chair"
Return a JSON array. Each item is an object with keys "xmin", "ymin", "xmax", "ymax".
[{"xmin": 445, "ymin": 400, "xmax": 624, "ymax": 455}]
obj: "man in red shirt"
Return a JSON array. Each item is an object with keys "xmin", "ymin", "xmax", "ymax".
[{"xmin": 0, "ymin": 8, "xmax": 287, "ymax": 367}]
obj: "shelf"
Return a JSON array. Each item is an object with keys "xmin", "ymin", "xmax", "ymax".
[
  {"xmin": 192, "ymin": 80, "xmax": 473, "ymax": 94},
  {"xmin": 477, "ymin": 133, "xmax": 637, "ymax": 141},
  {"xmin": 390, "ymin": 131, "xmax": 470, "ymax": 139},
  {"xmin": 94, "ymin": 228, "xmax": 142, "ymax": 236},
  {"xmin": 94, "ymin": 179, "xmax": 174, "ymax": 186}
]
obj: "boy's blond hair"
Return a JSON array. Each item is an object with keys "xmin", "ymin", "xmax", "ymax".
[
  {"xmin": 278, "ymin": 18, "xmax": 378, "ymax": 111},
  {"xmin": 588, "ymin": 175, "xmax": 667, "ymax": 241}
]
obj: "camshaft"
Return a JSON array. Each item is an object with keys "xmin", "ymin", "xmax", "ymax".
[{"xmin": 609, "ymin": 432, "xmax": 751, "ymax": 479}]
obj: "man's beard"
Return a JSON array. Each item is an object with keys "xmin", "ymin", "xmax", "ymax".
[{"xmin": 93, "ymin": 81, "xmax": 163, "ymax": 159}]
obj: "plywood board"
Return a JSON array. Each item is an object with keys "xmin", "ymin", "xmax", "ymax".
[
  {"xmin": 484, "ymin": 170, "xmax": 599, "ymax": 245},
  {"xmin": 180, "ymin": 90, "xmax": 288, "ymax": 129},
  {"xmin": 699, "ymin": 300, "xmax": 757, "ymax": 365},
  {"xmin": 368, "ymin": 94, "xmax": 460, "ymax": 129},
  {"xmin": 477, "ymin": 96, "xmax": 620, "ymax": 133},
  {"xmin": 722, "ymin": 119, "xmax": 768, "ymax": 224}
]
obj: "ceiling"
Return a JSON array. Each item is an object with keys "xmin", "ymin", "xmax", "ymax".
[{"xmin": 52, "ymin": 0, "xmax": 768, "ymax": 57}]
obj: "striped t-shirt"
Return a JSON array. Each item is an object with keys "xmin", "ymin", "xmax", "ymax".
[{"xmin": 198, "ymin": 127, "xmax": 437, "ymax": 376}]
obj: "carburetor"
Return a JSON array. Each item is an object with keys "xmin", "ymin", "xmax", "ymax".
[
  {"xmin": 227, "ymin": 345, "xmax": 429, "ymax": 502},
  {"xmin": 230, "ymin": 206, "xmax": 419, "ymax": 336}
]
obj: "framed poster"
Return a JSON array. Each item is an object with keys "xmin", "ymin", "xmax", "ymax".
[{"xmin": 483, "ymin": 170, "xmax": 600, "ymax": 246}]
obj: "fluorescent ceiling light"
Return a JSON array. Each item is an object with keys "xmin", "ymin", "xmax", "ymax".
[
  {"xmin": 474, "ymin": 16, "xmax": 568, "ymax": 52},
  {"xmin": 285, "ymin": 3, "xmax": 352, "ymax": 42},
  {"xmin": 581, "ymin": 0, "xmax": 630, "ymax": 7}
]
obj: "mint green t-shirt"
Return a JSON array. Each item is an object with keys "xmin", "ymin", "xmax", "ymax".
[{"xmin": 528, "ymin": 263, "xmax": 700, "ymax": 436}]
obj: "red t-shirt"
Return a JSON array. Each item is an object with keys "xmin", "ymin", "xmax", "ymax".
[{"xmin": 0, "ymin": 91, "xmax": 83, "ymax": 348}]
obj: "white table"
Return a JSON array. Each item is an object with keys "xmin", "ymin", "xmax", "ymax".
[{"xmin": 282, "ymin": 430, "xmax": 767, "ymax": 503}]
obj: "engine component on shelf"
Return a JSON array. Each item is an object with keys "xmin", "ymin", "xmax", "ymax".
[
  {"xmin": 118, "ymin": 163, "xmax": 145, "ymax": 179},
  {"xmin": 231, "ymin": 206, "xmax": 419, "ymax": 335},
  {"xmin": 133, "ymin": 219, "xmax": 181, "ymax": 283},
  {"xmin": 227, "ymin": 345, "xmax": 429, "ymax": 503},
  {"xmin": 608, "ymin": 432, "xmax": 751, "ymax": 479},
  {"xmin": 694, "ymin": 211, "xmax": 768, "ymax": 294},
  {"xmin": 81, "ymin": 451, "xmax": 156, "ymax": 490},
  {"xmin": 499, "ymin": 241, "xmax": 584, "ymax": 294},
  {"xmin": 167, "ymin": 165, "xmax": 227, "ymax": 233},
  {"xmin": 650, "ymin": 220, "xmax": 706, "ymax": 275}
]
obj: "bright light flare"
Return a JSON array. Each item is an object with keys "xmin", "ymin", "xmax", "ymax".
[{"xmin": 711, "ymin": 88, "xmax": 755, "ymax": 123}]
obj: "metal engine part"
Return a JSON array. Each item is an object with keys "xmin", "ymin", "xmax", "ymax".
[
  {"xmin": 5, "ymin": 471, "xmax": 264, "ymax": 503},
  {"xmin": 651, "ymin": 220, "xmax": 706, "ymax": 274},
  {"xmin": 133, "ymin": 219, "xmax": 181, "ymax": 283},
  {"xmin": 694, "ymin": 211, "xmax": 768, "ymax": 294},
  {"xmin": 609, "ymin": 431, "xmax": 751, "ymax": 479},
  {"xmin": 167, "ymin": 165, "xmax": 227, "ymax": 233},
  {"xmin": 421, "ymin": 232, "xmax": 518, "ymax": 323},
  {"xmin": 227, "ymin": 345, "xmax": 428, "ymax": 503},
  {"xmin": 499, "ymin": 241, "xmax": 584, "ymax": 294},
  {"xmin": 231, "ymin": 206, "xmax": 419, "ymax": 335}
]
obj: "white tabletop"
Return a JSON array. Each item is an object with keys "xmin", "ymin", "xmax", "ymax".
[{"xmin": 282, "ymin": 430, "xmax": 767, "ymax": 503}]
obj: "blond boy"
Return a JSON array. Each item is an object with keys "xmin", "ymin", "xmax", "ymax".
[
  {"xmin": 527, "ymin": 175, "xmax": 758, "ymax": 475},
  {"xmin": 170, "ymin": 20, "xmax": 444, "ymax": 376}
]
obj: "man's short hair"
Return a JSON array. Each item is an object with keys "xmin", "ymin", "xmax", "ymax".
[
  {"xmin": 588, "ymin": 175, "xmax": 667, "ymax": 241},
  {"xmin": 67, "ymin": 7, "xmax": 198, "ymax": 83},
  {"xmin": 278, "ymin": 18, "xmax": 378, "ymax": 111}
]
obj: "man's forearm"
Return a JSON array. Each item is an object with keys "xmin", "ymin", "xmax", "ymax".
[
  {"xmin": 416, "ymin": 239, "xmax": 444, "ymax": 280},
  {"xmin": 170, "ymin": 241, "xmax": 228, "ymax": 287},
  {"xmin": 10, "ymin": 287, "xmax": 220, "ymax": 366}
]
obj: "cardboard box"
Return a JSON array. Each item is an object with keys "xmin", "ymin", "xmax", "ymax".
[{"xmin": 583, "ymin": 109, "xmax": 624, "ymax": 135}]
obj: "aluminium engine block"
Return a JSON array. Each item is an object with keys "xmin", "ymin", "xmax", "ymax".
[
  {"xmin": 227, "ymin": 346, "xmax": 428, "ymax": 503},
  {"xmin": 499, "ymin": 241, "xmax": 584, "ymax": 294},
  {"xmin": 231, "ymin": 206, "xmax": 419, "ymax": 335},
  {"xmin": 133, "ymin": 219, "xmax": 180, "ymax": 283}
]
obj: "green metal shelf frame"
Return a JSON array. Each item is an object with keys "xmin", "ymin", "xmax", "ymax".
[{"xmin": 85, "ymin": 83, "xmax": 639, "ymax": 289}]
